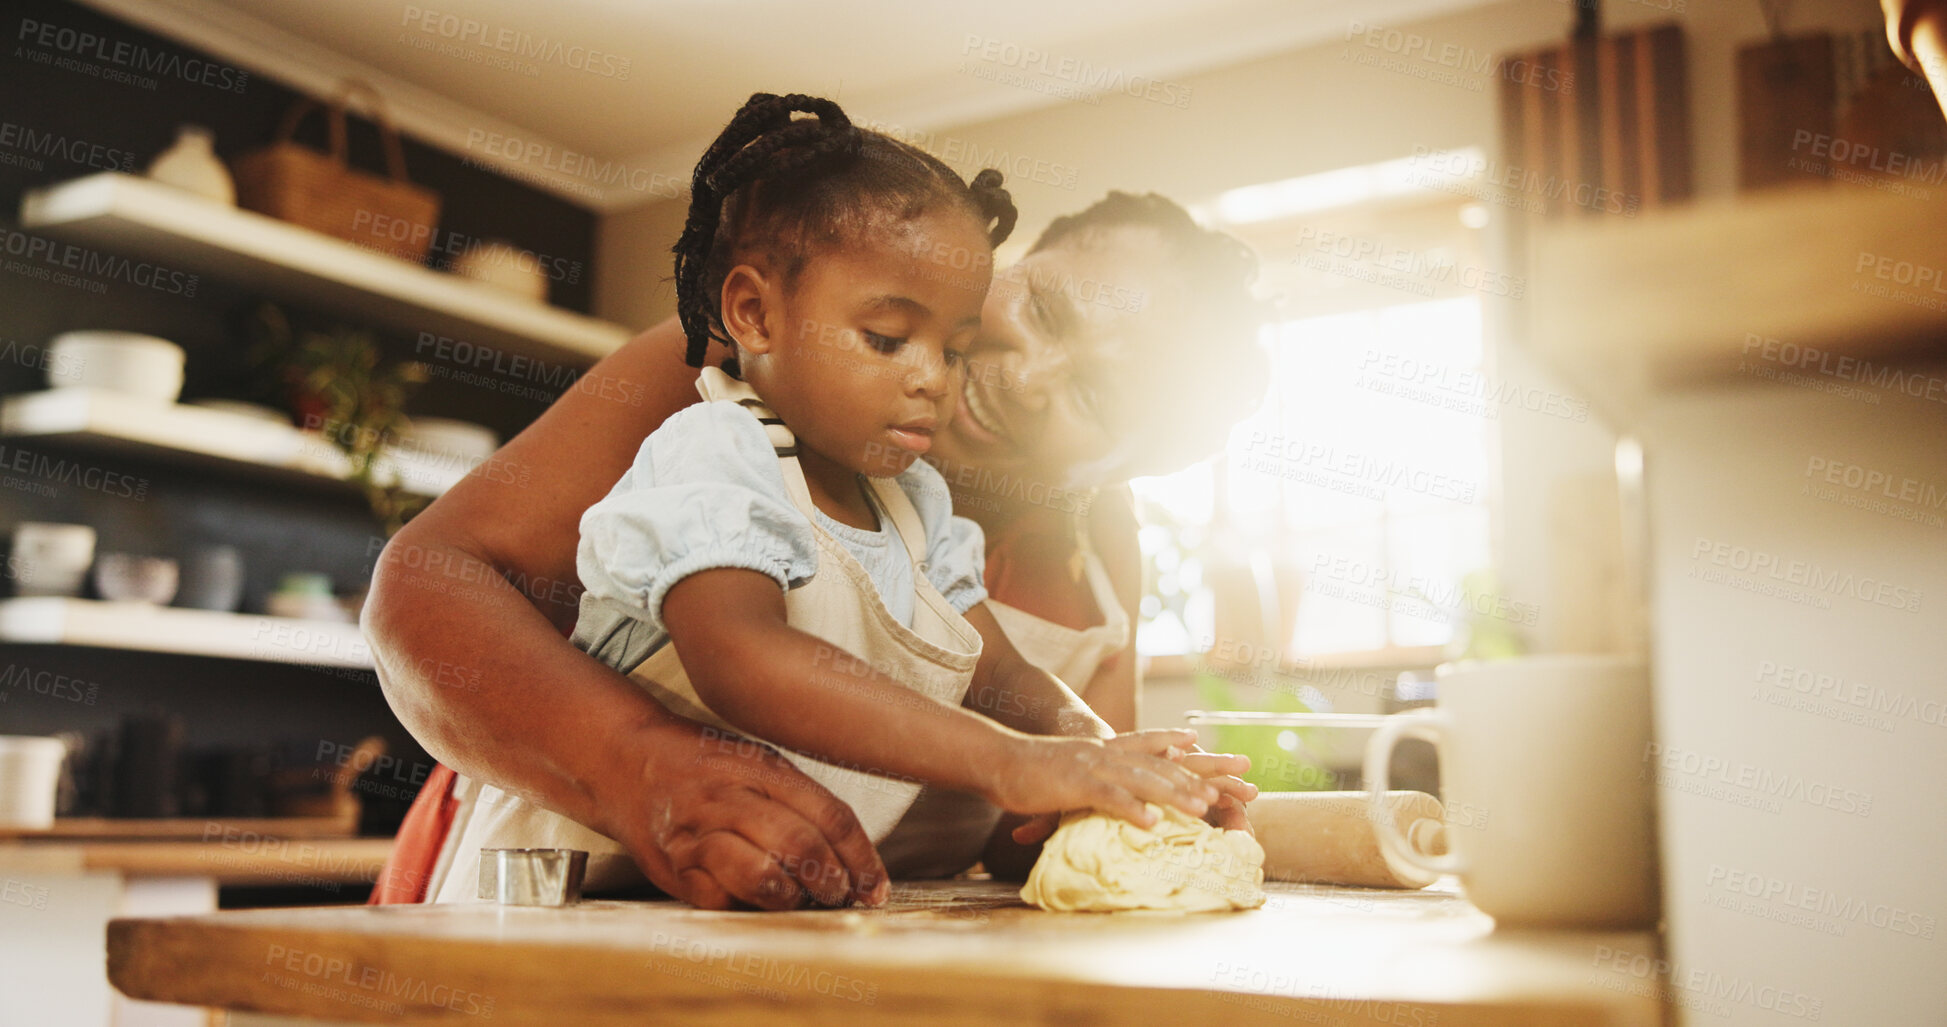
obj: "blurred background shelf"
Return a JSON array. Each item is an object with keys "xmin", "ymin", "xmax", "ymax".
[
  {"xmin": 0, "ymin": 816, "xmax": 357, "ymax": 841},
  {"xmin": 0, "ymin": 388, "xmax": 470, "ymax": 496},
  {"xmin": 1528, "ymin": 185, "xmax": 1947, "ymax": 425},
  {"xmin": 0, "ymin": 597, "xmax": 372, "ymax": 668},
  {"xmin": 19, "ymin": 172, "xmax": 633, "ymax": 364},
  {"xmin": 0, "ymin": 837, "xmax": 393, "ymax": 885}
]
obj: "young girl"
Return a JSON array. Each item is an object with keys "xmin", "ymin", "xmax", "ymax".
[{"xmin": 535, "ymin": 93, "xmax": 1218, "ymax": 902}]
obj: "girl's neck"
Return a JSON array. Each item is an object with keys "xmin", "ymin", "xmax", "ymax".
[
  {"xmin": 796, "ymin": 446, "xmax": 880, "ymax": 532},
  {"xmin": 737, "ymin": 364, "xmax": 881, "ymax": 532}
]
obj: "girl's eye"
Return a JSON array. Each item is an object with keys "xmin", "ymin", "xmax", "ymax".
[
  {"xmin": 862, "ymin": 331, "xmax": 904, "ymax": 354},
  {"xmin": 944, "ymin": 348, "xmax": 967, "ymax": 367}
]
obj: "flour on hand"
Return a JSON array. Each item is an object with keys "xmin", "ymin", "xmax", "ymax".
[{"xmin": 1021, "ymin": 803, "xmax": 1267, "ymax": 912}]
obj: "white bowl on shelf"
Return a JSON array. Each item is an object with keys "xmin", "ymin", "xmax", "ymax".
[
  {"xmin": 9, "ymin": 522, "xmax": 97, "ymax": 598},
  {"xmin": 452, "ymin": 239, "xmax": 548, "ymax": 303},
  {"xmin": 93, "ymin": 553, "xmax": 179, "ymax": 605},
  {"xmin": 398, "ymin": 417, "xmax": 499, "ymax": 464},
  {"xmin": 47, "ymin": 331, "xmax": 186, "ymax": 403}
]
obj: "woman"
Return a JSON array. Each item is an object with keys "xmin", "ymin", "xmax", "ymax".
[{"xmin": 364, "ymin": 190, "xmax": 1269, "ymax": 909}]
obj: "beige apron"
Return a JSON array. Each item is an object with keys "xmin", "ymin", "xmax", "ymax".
[
  {"xmin": 427, "ymin": 367, "xmax": 982, "ymax": 902},
  {"xmin": 876, "ymin": 520, "xmax": 1132, "ymax": 878}
]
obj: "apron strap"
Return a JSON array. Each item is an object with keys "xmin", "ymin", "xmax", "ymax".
[
  {"xmin": 696, "ymin": 365, "xmax": 817, "ymax": 516},
  {"xmin": 865, "ymin": 476, "xmax": 931, "ymax": 572}
]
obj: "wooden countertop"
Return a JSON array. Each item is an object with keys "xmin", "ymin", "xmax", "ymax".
[{"xmin": 109, "ymin": 880, "xmax": 1664, "ymax": 1025}]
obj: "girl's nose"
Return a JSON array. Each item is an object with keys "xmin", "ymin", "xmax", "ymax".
[{"xmin": 907, "ymin": 346, "xmax": 950, "ymax": 399}]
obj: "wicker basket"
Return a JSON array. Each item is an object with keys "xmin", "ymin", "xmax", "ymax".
[{"xmin": 233, "ymin": 79, "xmax": 440, "ymax": 262}]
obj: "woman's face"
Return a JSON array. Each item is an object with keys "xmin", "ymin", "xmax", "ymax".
[{"xmin": 930, "ymin": 225, "xmax": 1187, "ymax": 499}]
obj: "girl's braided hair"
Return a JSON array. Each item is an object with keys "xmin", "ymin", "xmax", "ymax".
[{"xmin": 673, "ymin": 92, "xmax": 1018, "ymax": 369}]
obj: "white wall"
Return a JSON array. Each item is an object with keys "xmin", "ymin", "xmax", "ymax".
[{"xmin": 594, "ymin": 194, "xmax": 689, "ymax": 333}]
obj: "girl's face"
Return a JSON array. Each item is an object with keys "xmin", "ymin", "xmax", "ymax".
[
  {"xmin": 732, "ymin": 207, "xmax": 993, "ymax": 484},
  {"xmin": 930, "ymin": 225, "xmax": 1187, "ymax": 497}
]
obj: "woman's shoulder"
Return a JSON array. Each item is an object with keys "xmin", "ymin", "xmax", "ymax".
[{"xmin": 1084, "ymin": 485, "xmax": 1138, "ymax": 551}]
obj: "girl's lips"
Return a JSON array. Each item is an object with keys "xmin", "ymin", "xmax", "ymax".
[{"xmin": 887, "ymin": 426, "xmax": 933, "ymax": 454}]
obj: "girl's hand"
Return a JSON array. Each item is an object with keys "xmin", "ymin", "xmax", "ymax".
[
  {"xmin": 1009, "ymin": 735, "xmax": 1258, "ymax": 845},
  {"xmin": 1179, "ymin": 744, "xmax": 1257, "ymax": 833},
  {"xmin": 984, "ymin": 728, "xmax": 1219, "ymax": 827}
]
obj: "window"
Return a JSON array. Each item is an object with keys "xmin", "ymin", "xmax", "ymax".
[{"xmin": 1136, "ymin": 159, "xmax": 1497, "ymax": 665}]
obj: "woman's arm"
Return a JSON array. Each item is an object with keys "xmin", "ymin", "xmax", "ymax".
[
  {"xmin": 364, "ymin": 317, "xmax": 888, "ymax": 910},
  {"xmin": 1076, "ymin": 487, "xmax": 1143, "ymax": 732},
  {"xmin": 961, "ymin": 603, "xmax": 1114, "ymax": 741},
  {"xmin": 659, "ymin": 568, "xmax": 1220, "ymax": 825}
]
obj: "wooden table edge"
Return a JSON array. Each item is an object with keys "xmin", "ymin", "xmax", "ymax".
[{"xmin": 108, "ymin": 913, "xmax": 1662, "ymax": 1027}]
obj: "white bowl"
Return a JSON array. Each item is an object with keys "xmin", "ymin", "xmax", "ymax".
[
  {"xmin": 452, "ymin": 240, "xmax": 548, "ymax": 302},
  {"xmin": 47, "ymin": 331, "xmax": 186, "ymax": 403},
  {"xmin": 93, "ymin": 553, "xmax": 179, "ymax": 605},
  {"xmin": 9, "ymin": 522, "xmax": 97, "ymax": 598},
  {"xmin": 399, "ymin": 417, "xmax": 500, "ymax": 464}
]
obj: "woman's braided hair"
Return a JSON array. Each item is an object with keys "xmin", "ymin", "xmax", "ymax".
[
  {"xmin": 673, "ymin": 92, "xmax": 1017, "ymax": 370},
  {"xmin": 1030, "ymin": 190, "xmax": 1268, "ymax": 347}
]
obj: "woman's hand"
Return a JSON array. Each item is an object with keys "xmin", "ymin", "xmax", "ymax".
[
  {"xmin": 982, "ymin": 728, "xmax": 1219, "ymax": 826},
  {"xmin": 598, "ymin": 716, "xmax": 889, "ymax": 911},
  {"xmin": 1008, "ymin": 735, "xmax": 1257, "ymax": 845}
]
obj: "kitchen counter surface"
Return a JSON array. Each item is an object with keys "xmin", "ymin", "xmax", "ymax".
[{"xmin": 108, "ymin": 879, "xmax": 1664, "ymax": 1025}]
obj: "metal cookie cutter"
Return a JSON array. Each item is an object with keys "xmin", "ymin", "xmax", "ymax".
[{"xmin": 478, "ymin": 848, "xmax": 588, "ymax": 906}]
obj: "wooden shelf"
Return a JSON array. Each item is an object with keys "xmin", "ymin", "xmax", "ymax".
[
  {"xmin": 20, "ymin": 172, "xmax": 634, "ymax": 363},
  {"xmin": 0, "ymin": 597, "xmax": 372, "ymax": 668},
  {"xmin": 1, "ymin": 837, "xmax": 393, "ymax": 885},
  {"xmin": 0, "ymin": 388, "xmax": 469, "ymax": 496},
  {"xmin": 0, "ymin": 816, "xmax": 356, "ymax": 841},
  {"xmin": 1528, "ymin": 184, "xmax": 1947, "ymax": 425}
]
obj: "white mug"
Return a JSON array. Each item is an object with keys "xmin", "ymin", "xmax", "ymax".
[
  {"xmin": 9, "ymin": 523, "xmax": 97, "ymax": 598},
  {"xmin": 0, "ymin": 735, "xmax": 69, "ymax": 829},
  {"xmin": 1364, "ymin": 655, "xmax": 1658, "ymax": 928}
]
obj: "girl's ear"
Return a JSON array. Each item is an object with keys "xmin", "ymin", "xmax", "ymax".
[{"xmin": 720, "ymin": 264, "xmax": 776, "ymax": 354}]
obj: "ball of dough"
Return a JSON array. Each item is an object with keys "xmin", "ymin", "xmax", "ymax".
[{"xmin": 1021, "ymin": 803, "xmax": 1266, "ymax": 912}]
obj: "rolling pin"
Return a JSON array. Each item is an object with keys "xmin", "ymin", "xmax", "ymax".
[{"xmin": 1247, "ymin": 791, "xmax": 1448, "ymax": 889}]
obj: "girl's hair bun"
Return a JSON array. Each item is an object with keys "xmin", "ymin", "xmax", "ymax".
[
  {"xmin": 969, "ymin": 168, "xmax": 1018, "ymax": 247},
  {"xmin": 673, "ymin": 93, "xmax": 1020, "ymax": 367}
]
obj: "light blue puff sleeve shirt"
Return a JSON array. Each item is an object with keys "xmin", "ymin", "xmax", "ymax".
[{"xmin": 574, "ymin": 401, "xmax": 988, "ymax": 645}]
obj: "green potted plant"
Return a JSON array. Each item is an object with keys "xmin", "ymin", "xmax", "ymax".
[{"xmin": 248, "ymin": 303, "xmax": 429, "ymax": 534}]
